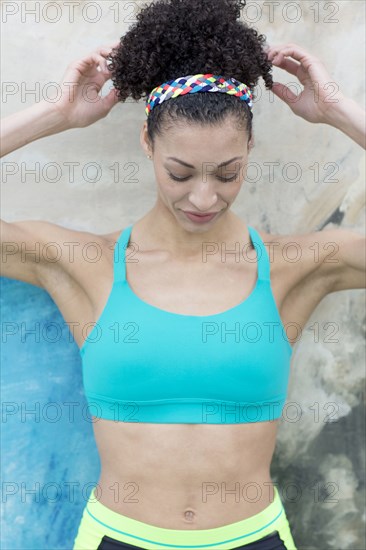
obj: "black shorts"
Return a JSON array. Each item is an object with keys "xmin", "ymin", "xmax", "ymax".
[{"xmin": 97, "ymin": 530, "xmax": 287, "ymax": 549}]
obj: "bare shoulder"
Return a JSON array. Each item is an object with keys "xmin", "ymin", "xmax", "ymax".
[
  {"xmin": 35, "ymin": 223, "xmax": 113, "ymax": 291},
  {"xmin": 255, "ymin": 224, "xmax": 365, "ymax": 296},
  {"xmin": 253, "ymin": 226, "xmax": 341, "ymax": 297},
  {"xmin": 1, "ymin": 219, "xmax": 105, "ymax": 287},
  {"xmin": 256, "ymin": 225, "xmax": 339, "ymax": 264},
  {"xmin": 44, "ymin": 224, "xmax": 128, "ymax": 292}
]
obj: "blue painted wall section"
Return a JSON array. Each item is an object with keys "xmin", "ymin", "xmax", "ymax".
[{"xmin": 1, "ymin": 277, "xmax": 99, "ymax": 549}]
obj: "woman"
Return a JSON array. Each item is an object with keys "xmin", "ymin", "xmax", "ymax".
[{"xmin": 1, "ymin": 0, "xmax": 365, "ymax": 548}]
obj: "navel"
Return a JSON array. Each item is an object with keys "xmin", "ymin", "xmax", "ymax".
[{"xmin": 183, "ymin": 508, "xmax": 196, "ymax": 522}]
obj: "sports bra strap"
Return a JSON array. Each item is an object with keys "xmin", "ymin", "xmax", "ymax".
[
  {"xmin": 247, "ymin": 226, "xmax": 271, "ymax": 282},
  {"xmin": 112, "ymin": 224, "xmax": 270, "ymax": 284},
  {"xmin": 114, "ymin": 225, "xmax": 133, "ymax": 284}
]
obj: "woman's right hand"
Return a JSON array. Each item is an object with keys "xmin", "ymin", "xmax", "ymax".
[{"xmin": 52, "ymin": 41, "xmax": 121, "ymax": 129}]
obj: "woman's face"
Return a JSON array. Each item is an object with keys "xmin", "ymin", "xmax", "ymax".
[{"xmin": 140, "ymin": 118, "xmax": 253, "ymax": 231}]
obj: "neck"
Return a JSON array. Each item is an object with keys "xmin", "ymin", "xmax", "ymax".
[{"xmin": 135, "ymin": 200, "xmax": 246, "ymax": 260}]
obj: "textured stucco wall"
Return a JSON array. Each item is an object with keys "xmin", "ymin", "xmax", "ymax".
[{"xmin": 1, "ymin": 1, "xmax": 365, "ymax": 549}]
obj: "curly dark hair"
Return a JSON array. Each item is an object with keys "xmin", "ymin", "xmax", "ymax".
[{"xmin": 108, "ymin": 0, "xmax": 273, "ymax": 150}]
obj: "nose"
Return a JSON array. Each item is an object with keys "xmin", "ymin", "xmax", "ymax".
[{"xmin": 188, "ymin": 182, "xmax": 219, "ymax": 212}]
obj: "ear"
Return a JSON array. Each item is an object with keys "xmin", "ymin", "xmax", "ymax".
[
  {"xmin": 247, "ymin": 134, "xmax": 255, "ymax": 152},
  {"xmin": 140, "ymin": 121, "xmax": 152, "ymax": 156}
]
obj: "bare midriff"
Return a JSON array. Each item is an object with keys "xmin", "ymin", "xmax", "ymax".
[{"xmin": 92, "ymin": 419, "xmax": 279, "ymax": 529}]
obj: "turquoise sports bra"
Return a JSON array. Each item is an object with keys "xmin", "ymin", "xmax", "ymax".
[{"xmin": 79, "ymin": 225, "xmax": 293, "ymax": 424}]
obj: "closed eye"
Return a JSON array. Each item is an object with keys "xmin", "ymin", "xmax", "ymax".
[{"xmin": 168, "ymin": 173, "xmax": 238, "ymax": 182}]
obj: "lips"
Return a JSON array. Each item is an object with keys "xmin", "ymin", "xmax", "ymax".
[
  {"xmin": 184, "ymin": 211, "xmax": 219, "ymax": 217},
  {"xmin": 182, "ymin": 211, "xmax": 219, "ymax": 223}
]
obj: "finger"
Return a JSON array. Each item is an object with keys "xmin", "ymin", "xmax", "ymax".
[
  {"xmin": 82, "ymin": 52, "xmax": 108, "ymax": 67},
  {"xmin": 271, "ymin": 82, "xmax": 299, "ymax": 106},
  {"xmin": 102, "ymin": 87, "xmax": 120, "ymax": 109},
  {"xmin": 98, "ymin": 88, "xmax": 120, "ymax": 117},
  {"xmin": 266, "ymin": 44, "xmax": 289, "ymax": 61},
  {"xmin": 97, "ymin": 41, "xmax": 121, "ymax": 56},
  {"xmin": 99, "ymin": 48, "xmax": 117, "ymax": 63},
  {"xmin": 91, "ymin": 51, "xmax": 117, "ymax": 73},
  {"xmin": 98, "ymin": 44, "xmax": 121, "ymax": 72},
  {"xmin": 271, "ymin": 55, "xmax": 301, "ymax": 78},
  {"xmin": 267, "ymin": 42, "xmax": 305, "ymax": 56},
  {"xmin": 71, "ymin": 52, "xmax": 109, "ymax": 77},
  {"xmin": 268, "ymin": 44, "xmax": 318, "ymax": 70},
  {"xmin": 89, "ymin": 53, "xmax": 110, "ymax": 73},
  {"xmin": 106, "ymin": 39, "xmax": 121, "ymax": 48},
  {"xmin": 266, "ymin": 43, "xmax": 304, "ymax": 64}
]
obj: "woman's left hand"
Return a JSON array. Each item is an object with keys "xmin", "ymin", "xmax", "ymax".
[{"xmin": 266, "ymin": 43, "xmax": 346, "ymax": 124}]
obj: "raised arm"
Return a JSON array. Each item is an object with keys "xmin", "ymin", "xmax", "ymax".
[
  {"xmin": 1, "ymin": 41, "xmax": 122, "ymax": 289},
  {"xmin": 0, "ymin": 41, "xmax": 121, "ymax": 157},
  {"xmin": 266, "ymin": 43, "xmax": 366, "ymax": 149},
  {"xmin": 265, "ymin": 43, "xmax": 365, "ymax": 295}
]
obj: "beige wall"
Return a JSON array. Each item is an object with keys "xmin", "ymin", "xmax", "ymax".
[{"xmin": 2, "ymin": 1, "xmax": 365, "ymax": 548}]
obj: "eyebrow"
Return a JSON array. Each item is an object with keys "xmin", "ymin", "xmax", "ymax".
[{"xmin": 166, "ymin": 156, "xmax": 243, "ymax": 169}]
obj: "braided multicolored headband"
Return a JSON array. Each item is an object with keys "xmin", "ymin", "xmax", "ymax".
[{"xmin": 145, "ymin": 73, "xmax": 253, "ymax": 117}]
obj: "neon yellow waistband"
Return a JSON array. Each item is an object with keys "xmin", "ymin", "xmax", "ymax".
[{"xmin": 73, "ymin": 485, "xmax": 297, "ymax": 549}]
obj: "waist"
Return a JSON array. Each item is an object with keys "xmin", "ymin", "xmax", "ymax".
[
  {"xmin": 74, "ymin": 483, "xmax": 297, "ymax": 549},
  {"xmin": 96, "ymin": 473, "xmax": 276, "ymax": 529}
]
